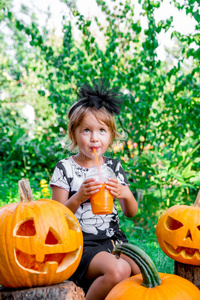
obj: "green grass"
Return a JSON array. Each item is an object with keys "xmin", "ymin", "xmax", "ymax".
[
  {"xmin": 118, "ymin": 221, "xmax": 174, "ymax": 274},
  {"xmin": 134, "ymin": 238, "xmax": 174, "ymax": 274},
  {"xmin": 117, "ymin": 200, "xmax": 175, "ymax": 274}
]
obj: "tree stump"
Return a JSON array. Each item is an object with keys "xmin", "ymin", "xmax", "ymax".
[
  {"xmin": 174, "ymin": 191, "xmax": 200, "ymax": 289},
  {"xmin": 174, "ymin": 261, "xmax": 200, "ymax": 289},
  {"xmin": 0, "ymin": 281, "xmax": 85, "ymax": 300}
]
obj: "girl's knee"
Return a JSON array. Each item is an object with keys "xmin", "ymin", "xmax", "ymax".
[{"xmin": 109, "ymin": 259, "xmax": 131, "ymax": 284}]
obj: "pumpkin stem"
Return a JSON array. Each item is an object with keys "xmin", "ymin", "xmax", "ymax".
[
  {"xmin": 193, "ymin": 190, "xmax": 200, "ymax": 207},
  {"xmin": 18, "ymin": 179, "xmax": 33, "ymax": 203},
  {"xmin": 113, "ymin": 243, "xmax": 161, "ymax": 288}
]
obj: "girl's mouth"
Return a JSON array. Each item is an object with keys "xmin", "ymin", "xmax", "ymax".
[{"xmin": 91, "ymin": 147, "xmax": 99, "ymax": 150}]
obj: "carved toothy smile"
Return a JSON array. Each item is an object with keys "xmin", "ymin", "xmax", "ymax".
[
  {"xmin": 164, "ymin": 241, "xmax": 200, "ymax": 258},
  {"xmin": 15, "ymin": 247, "xmax": 81, "ymax": 273}
]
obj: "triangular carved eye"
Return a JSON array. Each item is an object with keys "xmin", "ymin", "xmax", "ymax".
[
  {"xmin": 45, "ymin": 228, "xmax": 62, "ymax": 245},
  {"xmin": 165, "ymin": 216, "xmax": 183, "ymax": 230},
  {"xmin": 16, "ymin": 219, "xmax": 36, "ymax": 236},
  {"xmin": 197, "ymin": 225, "xmax": 200, "ymax": 231}
]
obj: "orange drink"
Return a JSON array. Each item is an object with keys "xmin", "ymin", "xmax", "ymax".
[
  {"xmin": 90, "ymin": 183, "xmax": 113, "ymax": 215},
  {"xmin": 87, "ymin": 149, "xmax": 115, "ymax": 215}
]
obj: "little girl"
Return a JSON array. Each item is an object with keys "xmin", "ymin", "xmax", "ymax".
[{"xmin": 50, "ymin": 80, "xmax": 139, "ymax": 300}]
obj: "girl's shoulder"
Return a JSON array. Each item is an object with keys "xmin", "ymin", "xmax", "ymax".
[
  {"xmin": 54, "ymin": 156, "xmax": 88, "ymax": 175},
  {"xmin": 104, "ymin": 156, "xmax": 128, "ymax": 185},
  {"xmin": 55, "ymin": 156, "xmax": 73, "ymax": 169},
  {"xmin": 104, "ymin": 157, "xmax": 122, "ymax": 170}
]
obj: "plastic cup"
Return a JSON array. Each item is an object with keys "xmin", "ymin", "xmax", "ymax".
[
  {"xmin": 86, "ymin": 165, "xmax": 115, "ymax": 215},
  {"xmin": 90, "ymin": 183, "xmax": 113, "ymax": 214}
]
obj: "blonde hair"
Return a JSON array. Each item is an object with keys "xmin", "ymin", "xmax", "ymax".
[{"xmin": 68, "ymin": 105, "xmax": 120, "ymax": 150}]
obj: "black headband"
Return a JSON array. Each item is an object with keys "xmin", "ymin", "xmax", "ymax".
[{"xmin": 68, "ymin": 80, "xmax": 122, "ymax": 118}]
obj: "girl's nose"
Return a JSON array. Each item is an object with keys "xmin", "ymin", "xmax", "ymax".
[{"xmin": 91, "ymin": 132, "xmax": 99, "ymax": 141}]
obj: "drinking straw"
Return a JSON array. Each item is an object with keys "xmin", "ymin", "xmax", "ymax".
[{"xmin": 92, "ymin": 148, "xmax": 102, "ymax": 182}]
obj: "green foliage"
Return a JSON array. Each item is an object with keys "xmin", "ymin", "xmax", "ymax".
[
  {"xmin": 122, "ymin": 137, "xmax": 200, "ymax": 193},
  {"xmin": 1, "ymin": 0, "xmax": 199, "ymax": 195}
]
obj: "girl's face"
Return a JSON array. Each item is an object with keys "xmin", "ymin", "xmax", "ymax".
[{"xmin": 74, "ymin": 112, "xmax": 112, "ymax": 160}]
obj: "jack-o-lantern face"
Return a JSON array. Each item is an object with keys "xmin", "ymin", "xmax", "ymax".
[
  {"xmin": 156, "ymin": 205, "xmax": 200, "ymax": 265},
  {"xmin": 0, "ymin": 199, "xmax": 83, "ymax": 288}
]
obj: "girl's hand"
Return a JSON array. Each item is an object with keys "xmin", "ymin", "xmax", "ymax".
[
  {"xmin": 76, "ymin": 178, "xmax": 102, "ymax": 204},
  {"xmin": 105, "ymin": 178, "xmax": 138, "ymax": 218},
  {"xmin": 105, "ymin": 178, "xmax": 126, "ymax": 199}
]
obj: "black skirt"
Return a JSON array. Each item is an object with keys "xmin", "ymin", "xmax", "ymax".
[{"xmin": 69, "ymin": 234, "xmax": 128, "ymax": 294}]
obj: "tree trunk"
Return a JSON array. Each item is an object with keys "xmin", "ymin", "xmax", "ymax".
[
  {"xmin": 0, "ymin": 281, "xmax": 85, "ymax": 300},
  {"xmin": 174, "ymin": 261, "xmax": 200, "ymax": 289}
]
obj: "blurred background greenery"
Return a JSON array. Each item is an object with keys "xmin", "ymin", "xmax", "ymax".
[{"xmin": 1, "ymin": 0, "xmax": 200, "ymax": 274}]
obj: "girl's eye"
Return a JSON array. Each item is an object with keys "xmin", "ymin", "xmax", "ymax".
[
  {"xmin": 83, "ymin": 128, "xmax": 90, "ymax": 132},
  {"xmin": 100, "ymin": 128, "xmax": 106, "ymax": 133}
]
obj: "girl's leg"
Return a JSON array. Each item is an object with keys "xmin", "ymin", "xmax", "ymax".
[{"xmin": 85, "ymin": 251, "xmax": 131, "ymax": 300}]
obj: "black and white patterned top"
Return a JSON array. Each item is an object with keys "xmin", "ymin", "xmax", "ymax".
[{"xmin": 50, "ymin": 156, "xmax": 129, "ymax": 242}]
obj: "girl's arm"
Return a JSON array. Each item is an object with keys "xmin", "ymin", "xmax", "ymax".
[
  {"xmin": 52, "ymin": 178, "xmax": 102, "ymax": 214},
  {"xmin": 105, "ymin": 178, "xmax": 138, "ymax": 218},
  {"xmin": 118, "ymin": 185, "xmax": 138, "ymax": 218},
  {"xmin": 52, "ymin": 186, "xmax": 82, "ymax": 214}
]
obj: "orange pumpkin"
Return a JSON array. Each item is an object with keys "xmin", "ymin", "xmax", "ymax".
[
  {"xmin": 105, "ymin": 243, "xmax": 200, "ymax": 300},
  {"xmin": 156, "ymin": 191, "xmax": 200, "ymax": 265},
  {"xmin": 0, "ymin": 179, "xmax": 83, "ymax": 288}
]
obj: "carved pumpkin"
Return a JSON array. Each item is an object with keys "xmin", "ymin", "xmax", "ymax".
[
  {"xmin": 105, "ymin": 243, "xmax": 200, "ymax": 300},
  {"xmin": 0, "ymin": 179, "xmax": 83, "ymax": 288},
  {"xmin": 156, "ymin": 191, "xmax": 200, "ymax": 265}
]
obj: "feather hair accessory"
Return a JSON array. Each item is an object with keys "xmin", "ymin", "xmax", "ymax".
[{"xmin": 68, "ymin": 80, "xmax": 122, "ymax": 118}]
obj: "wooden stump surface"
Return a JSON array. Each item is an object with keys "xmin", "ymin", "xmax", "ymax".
[
  {"xmin": 0, "ymin": 281, "xmax": 85, "ymax": 300},
  {"xmin": 174, "ymin": 261, "xmax": 200, "ymax": 289}
]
